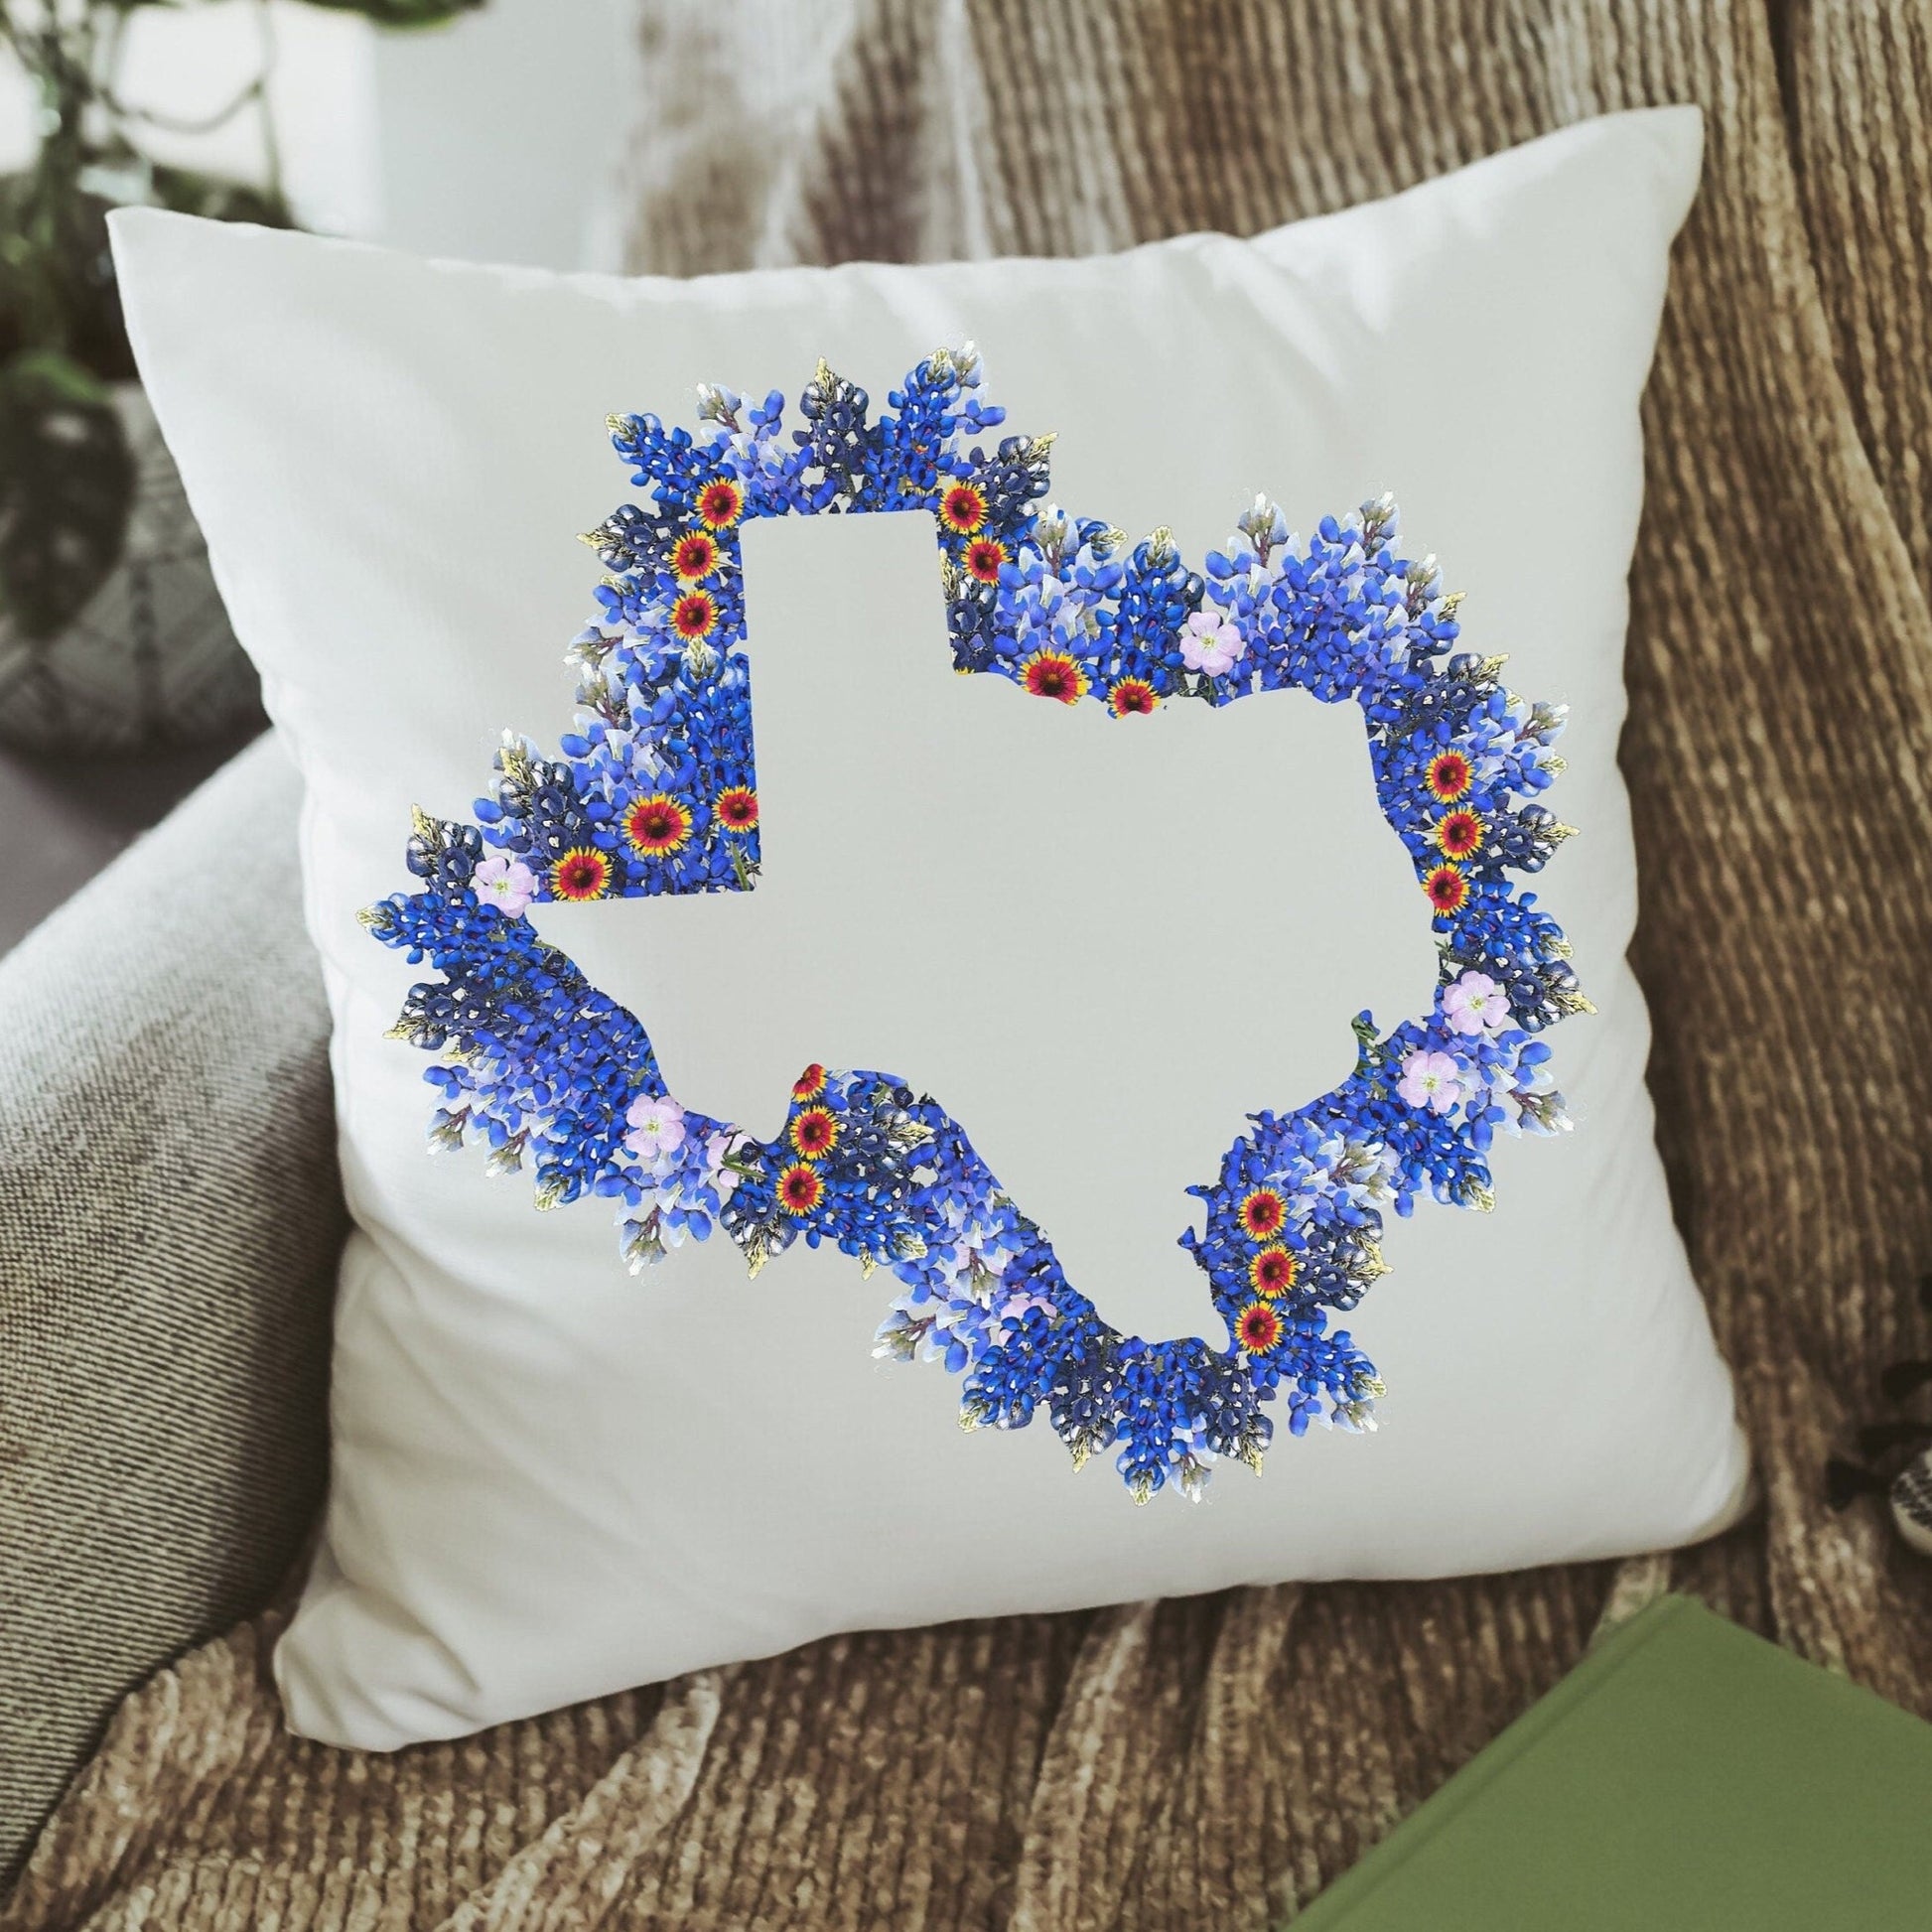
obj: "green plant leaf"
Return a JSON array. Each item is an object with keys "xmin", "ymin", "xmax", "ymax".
[
  {"xmin": 0, "ymin": 349, "xmax": 135, "ymax": 641},
  {"xmin": 297, "ymin": 0, "xmax": 485, "ymax": 26}
]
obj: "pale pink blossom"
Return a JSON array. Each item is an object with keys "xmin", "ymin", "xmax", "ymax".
[
  {"xmin": 1442, "ymin": 971, "xmax": 1510, "ymax": 1037},
  {"xmin": 1397, "ymin": 1049, "xmax": 1463, "ymax": 1114},
  {"xmin": 474, "ymin": 854, "xmax": 537, "ymax": 917},
  {"xmin": 624, "ymin": 1094, "xmax": 686, "ymax": 1162},
  {"xmin": 1179, "ymin": 608, "xmax": 1247, "ymax": 677}
]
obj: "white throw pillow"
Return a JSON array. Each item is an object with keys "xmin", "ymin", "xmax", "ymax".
[{"xmin": 113, "ymin": 105, "xmax": 1749, "ymax": 1752}]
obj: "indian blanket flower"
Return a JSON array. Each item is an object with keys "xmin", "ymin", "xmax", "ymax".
[
  {"xmin": 965, "ymin": 536, "xmax": 1007, "ymax": 584},
  {"xmin": 671, "ymin": 531, "xmax": 719, "ymax": 581},
  {"xmin": 549, "ymin": 847, "xmax": 611, "ymax": 900},
  {"xmin": 671, "ymin": 590, "xmax": 718, "ymax": 641},
  {"xmin": 1021, "ymin": 649, "xmax": 1089, "ymax": 703},
  {"xmin": 1239, "ymin": 1187, "xmax": 1288, "ymax": 1239},
  {"xmin": 1434, "ymin": 809, "xmax": 1483, "ymax": 861},
  {"xmin": 697, "ymin": 477, "xmax": 744, "ymax": 529},
  {"xmin": 625, "ymin": 793, "xmax": 694, "ymax": 857},
  {"xmin": 1443, "ymin": 970, "xmax": 1511, "ymax": 1036},
  {"xmin": 715, "ymin": 785, "xmax": 759, "ymax": 832},
  {"xmin": 939, "ymin": 481, "xmax": 988, "ymax": 534},
  {"xmin": 473, "ymin": 853, "xmax": 536, "ymax": 916},
  {"xmin": 1179, "ymin": 608, "xmax": 1246, "ymax": 677},
  {"xmin": 778, "ymin": 1163, "xmax": 823, "ymax": 1214},
  {"xmin": 625, "ymin": 1093, "xmax": 687, "ymax": 1162},
  {"xmin": 1427, "ymin": 749, "xmax": 1473, "ymax": 801},
  {"xmin": 1249, "ymin": 1247, "xmax": 1298, "ymax": 1297},
  {"xmin": 1236, "ymin": 1303, "xmax": 1283, "ymax": 1353},
  {"xmin": 368, "ymin": 349, "xmax": 1583, "ymax": 1503},
  {"xmin": 1424, "ymin": 863, "xmax": 1468, "ymax": 914},
  {"xmin": 1398, "ymin": 1049, "xmax": 1464, "ymax": 1114}
]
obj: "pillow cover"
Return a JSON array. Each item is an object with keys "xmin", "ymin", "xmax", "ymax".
[{"xmin": 112, "ymin": 104, "xmax": 1749, "ymax": 1753}]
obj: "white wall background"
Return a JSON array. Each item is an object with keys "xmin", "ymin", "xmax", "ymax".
[{"xmin": 0, "ymin": 0, "xmax": 632, "ymax": 269}]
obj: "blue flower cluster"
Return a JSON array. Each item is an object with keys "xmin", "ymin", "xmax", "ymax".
[{"xmin": 362, "ymin": 349, "xmax": 1587, "ymax": 1502}]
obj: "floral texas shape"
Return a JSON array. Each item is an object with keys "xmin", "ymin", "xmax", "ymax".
[{"xmin": 362, "ymin": 346, "xmax": 1588, "ymax": 1503}]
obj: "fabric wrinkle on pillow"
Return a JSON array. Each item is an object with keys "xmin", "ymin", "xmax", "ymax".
[{"xmin": 110, "ymin": 103, "xmax": 1750, "ymax": 1753}]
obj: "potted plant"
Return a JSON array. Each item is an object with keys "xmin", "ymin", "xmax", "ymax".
[{"xmin": 0, "ymin": 0, "xmax": 480, "ymax": 753}]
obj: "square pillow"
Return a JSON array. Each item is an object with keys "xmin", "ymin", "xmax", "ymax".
[{"xmin": 112, "ymin": 105, "xmax": 1749, "ymax": 1752}]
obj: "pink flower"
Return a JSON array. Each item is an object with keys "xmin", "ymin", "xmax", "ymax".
[
  {"xmin": 1442, "ymin": 971, "xmax": 1510, "ymax": 1036},
  {"xmin": 1397, "ymin": 1049, "xmax": 1463, "ymax": 1114},
  {"xmin": 474, "ymin": 854, "xmax": 537, "ymax": 917},
  {"xmin": 624, "ymin": 1094, "xmax": 686, "ymax": 1162},
  {"xmin": 1179, "ymin": 608, "xmax": 1246, "ymax": 677}
]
